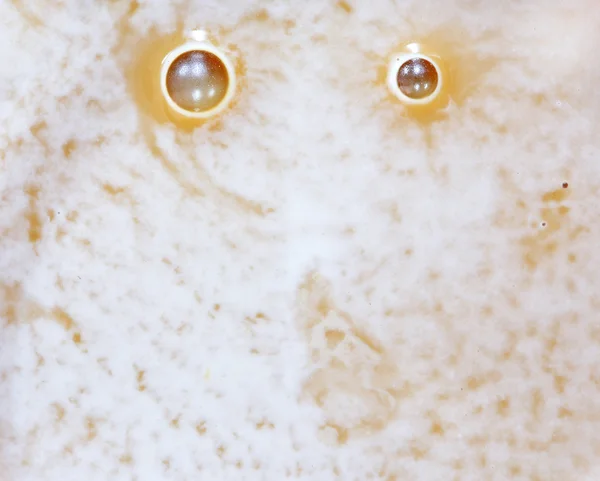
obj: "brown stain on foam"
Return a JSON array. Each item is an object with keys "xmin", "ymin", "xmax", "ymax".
[
  {"xmin": 369, "ymin": 284, "xmax": 594, "ymax": 478},
  {"xmin": 24, "ymin": 184, "xmax": 43, "ymax": 244},
  {"xmin": 52, "ymin": 403, "xmax": 65, "ymax": 423},
  {"xmin": 496, "ymin": 397, "xmax": 510, "ymax": 417},
  {"xmin": 0, "ymin": 283, "xmax": 48, "ymax": 327},
  {"xmin": 21, "ymin": 183, "xmax": 82, "ymax": 248},
  {"xmin": 85, "ymin": 417, "xmax": 98, "ymax": 441},
  {"xmin": 135, "ymin": 366, "xmax": 147, "ymax": 391},
  {"xmin": 195, "ymin": 421, "xmax": 207, "ymax": 436},
  {"xmin": 123, "ymin": 31, "xmax": 182, "ymax": 126},
  {"xmin": 10, "ymin": 0, "xmax": 44, "ymax": 26},
  {"xmin": 494, "ymin": 171, "xmax": 586, "ymax": 272},
  {"xmin": 0, "ymin": 283, "xmax": 81, "ymax": 344},
  {"xmin": 521, "ymin": 184, "xmax": 588, "ymax": 271},
  {"xmin": 52, "ymin": 307, "xmax": 75, "ymax": 330},
  {"xmin": 102, "ymin": 184, "xmax": 128, "ymax": 197},
  {"xmin": 119, "ymin": 453, "xmax": 133, "ymax": 465},
  {"xmin": 465, "ymin": 370, "xmax": 502, "ymax": 391},
  {"xmin": 30, "ymin": 121, "xmax": 52, "ymax": 156},
  {"xmin": 255, "ymin": 419, "xmax": 275, "ymax": 430},
  {"xmin": 1, "ymin": 282, "xmax": 22, "ymax": 325},
  {"xmin": 336, "ymin": 0, "xmax": 353, "ymax": 13},
  {"xmin": 61, "ymin": 139, "xmax": 77, "ymax": 159},
  {"xmin": 223, "ymin": 8, "xmax": 296, "ymax": 38},
  {"xmin": 296, "ymin": 272, "xmax": 401, "ymax": 442}
]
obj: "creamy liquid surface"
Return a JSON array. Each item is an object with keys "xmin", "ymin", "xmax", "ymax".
[{"xmin": 2, "ymin": 1, "xmax": 600, "ymax": 480}]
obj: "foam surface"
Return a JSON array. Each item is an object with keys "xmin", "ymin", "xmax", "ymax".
[{"xmin": 2, "ymin": 1, "xmax": 600, "ymax": 480}]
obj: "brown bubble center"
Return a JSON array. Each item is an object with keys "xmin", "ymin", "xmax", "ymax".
[
  {"xmin": 166, "ymin": 50, "xmax": 229, "ymax": 112},
  {"xmin": 396, "ymin": 57, "xmax": 439, "ymax": 100}
]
